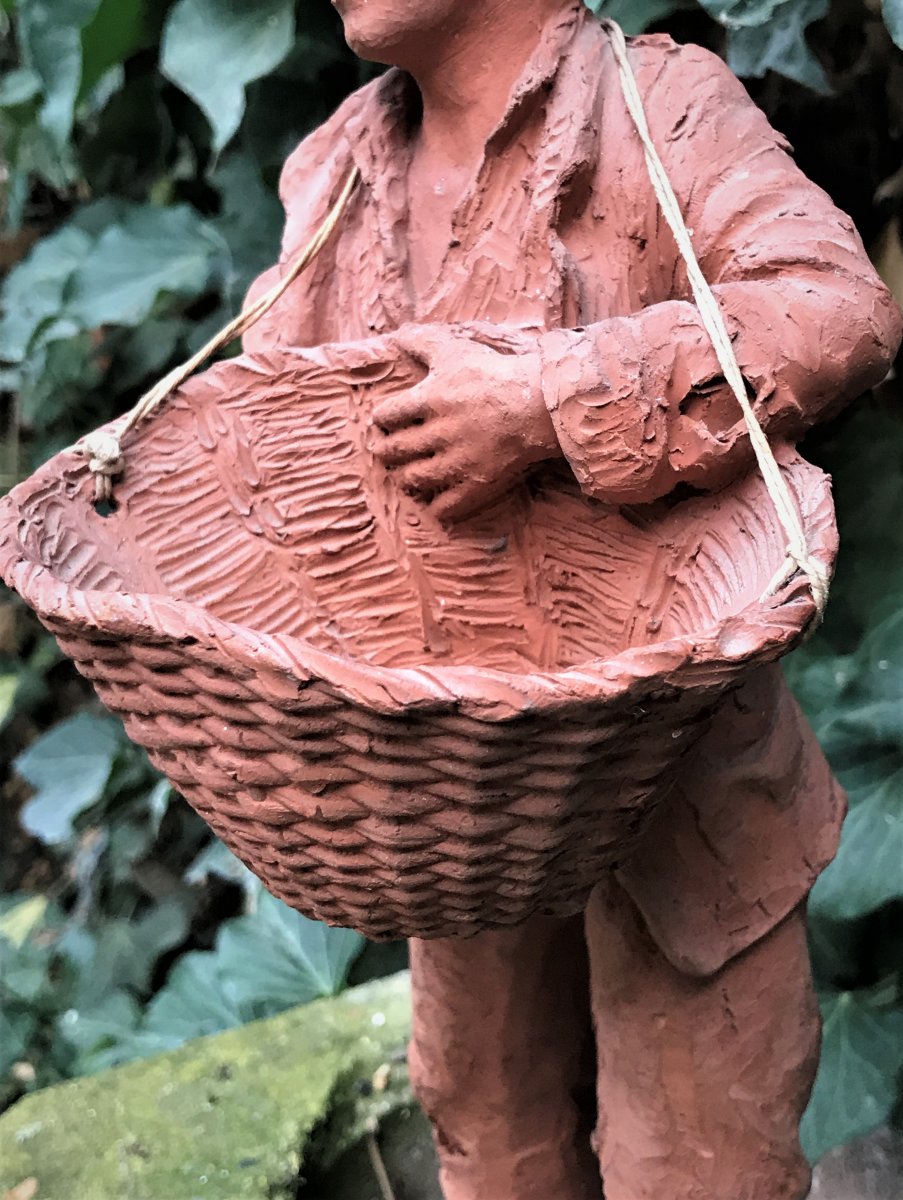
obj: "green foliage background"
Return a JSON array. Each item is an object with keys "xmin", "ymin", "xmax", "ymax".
[{"xmin": 0, "ymin": 0, "xmax": 901, "ymax": 1168}]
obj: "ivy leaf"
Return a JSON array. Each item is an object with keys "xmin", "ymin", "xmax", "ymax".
[
  {"xmin": 0, "ymin": 1007, "xmax": 36, "ymax": 1078},
  {"xmin": 211, "ymin": 153, "xmax": 283, "ymax": 307},
  {"xmin": 16, "ymin": 327, "xmax": 102, "ymax": 429},
  {"xmin": 696, "ymin": 0, "xmax": 788, "ymax": 26},
  {"xmin": 884, "ymin": 0, "xmax": 903, "ymax": 49},
  {"xmin": 146, "ymin": 778, "xmax": 173, "ymax": 836},
  {"xmin": 807, "ymin": 609, "xmax": 903, "ymax": 761},
  {"xmin": 587, "ymin": 0, "xmax": 690, "ymax": 35},
  {"xmin": 0, "ymin": 896, "xmax": 48, "ymax": 950},
  {"xmin": 185, "ymin": 836, "xmax": 260, "ymax": 895},
  {"xmin": 0, "ymin": 675, "xmax": 18, "ymax": 728},
  {"xmin": 141, "ymin": 952, "xmax": 248, "ymax": 1046},
  {"xmin": 0, "ymin": 223, "xmax": 93, "ymax": 363},
  {"xmin": 58, "ymin": 989, "xmax": 141, "ymax": 1070},
  {"xmin": 215, "ymin": 892, "xmax": 365, "ymax": 1011},
  {"xmin": 801, "ymin": 982, "xmax": 903, "ymax": 1162},
  {"xmin": 129, "ymin": 895, "xmax": 364, "ymax": 1049},
  {"xmin": 724, "ymin": 0, "xmax": 831, "ymax": 93},
  {"xmin": 809, "ymin": 769, "xmax": 903, "ymax": 921},
  {"xmin": 77, "ymin": 0, "xmax": 147, "ymax": 102},
  {"xmin": 73, "ymin": 899, "xmax": 193, "ymax": 1007},
  {"xmin": 0, "ymin": 67, "xmax": 42, "ymax": 108},
  {"xmin": 68, "ymin": 204, "xmax": 221, "ymax": 327},
  {"xmin": 14, "ymin": 713, "xmax": 121, "ymax": 845},
  {"xmin": 14, "ymin": 0, "xmax": 103, "ymax": 146},
  {"xmin": 161, "ymin": 0, "xmax": 296, "ymax": 153}
]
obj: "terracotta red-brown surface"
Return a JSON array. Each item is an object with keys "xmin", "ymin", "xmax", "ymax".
[
  {"xmin": 0, "ymin": 342, "xmax": 835, "ymax": 942},
  {"xmin": 2, "ymin": 0, "xmax": 902, "ymax": 1197}
]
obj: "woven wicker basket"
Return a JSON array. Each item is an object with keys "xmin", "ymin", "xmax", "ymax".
[{"xmin": 0, "ymin": 337, "xmax": 835, "ymax": 939}]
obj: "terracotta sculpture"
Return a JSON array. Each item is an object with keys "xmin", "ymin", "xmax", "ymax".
[
  {"xmin": 1, "ymin": 1, "xmax": 901, "ymax": 1197},
  {"xmin": 261, "ymin": 3, "xmax": 900, "ymax": 1197}
]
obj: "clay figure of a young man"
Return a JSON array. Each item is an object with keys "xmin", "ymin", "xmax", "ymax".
[{"xmin": 243, "ymin": 1, "xmax": 902, "ymax": 1197}]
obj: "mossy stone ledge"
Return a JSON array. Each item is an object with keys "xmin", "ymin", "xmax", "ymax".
[{"xmin": 0, "ymin": 972, "xmax": 413, "ymax": 1200}]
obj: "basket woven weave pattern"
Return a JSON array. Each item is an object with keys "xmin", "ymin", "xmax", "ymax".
[{"xmin": 48, "ymin": 619, "xmax": 717, "ymax": 938}]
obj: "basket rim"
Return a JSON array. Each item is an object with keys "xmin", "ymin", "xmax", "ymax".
[{"xmin": 0, "ymin": 446, "xmax": 836, "ymax": 720}]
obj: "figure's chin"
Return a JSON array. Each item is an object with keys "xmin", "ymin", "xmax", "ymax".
[
  {"xmin": 344, "ymin": 35, "xmax": 391, "ymax": 64},
  {"xmin": 339, "ymin": 15, "xmax": 411, "ymax": 67}
]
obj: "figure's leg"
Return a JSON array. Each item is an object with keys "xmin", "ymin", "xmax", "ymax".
[
  {"xmin": 586, "ymin": 878, "xmax": 819, "ymax": 1200},
  {"xmin": 409, "ymin": 915, "xmax": 601, "ymax": 1200}
]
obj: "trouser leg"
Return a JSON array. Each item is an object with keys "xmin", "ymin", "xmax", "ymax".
[
  {"xmin": 586, "ymin": 877, "xmax": 819, "ymax": 1200},
  {"xmin": 408, "ymin": 914, "xmax": 601, "ymax": 1200}
]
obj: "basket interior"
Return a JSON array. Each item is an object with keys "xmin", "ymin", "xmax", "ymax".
[{"xmin": 11, "ymin": 349, "xmax": 805, "ymax": 674}]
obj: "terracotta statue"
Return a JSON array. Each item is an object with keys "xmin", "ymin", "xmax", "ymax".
[
  {"xmin": 271, "ymin": 3, "xmax": 897, "ymax": 1198},
  {"xmin": 1, "ymin": 1, "xmax": 900, "ymax": 1198}
]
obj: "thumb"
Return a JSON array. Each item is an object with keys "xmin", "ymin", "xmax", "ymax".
[{"xmin": 392, "ymin": 323, "xmax": 457, "ymax": 369}]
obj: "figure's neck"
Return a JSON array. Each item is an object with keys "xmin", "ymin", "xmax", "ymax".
[{"xmin": 407, "ymin": 0, "xmax": 573, "ymax": 169}]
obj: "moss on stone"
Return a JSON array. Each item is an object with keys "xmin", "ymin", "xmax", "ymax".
[{"xmin": 0, "ymin": 973, "xmax": 412, "ymax": 1200}]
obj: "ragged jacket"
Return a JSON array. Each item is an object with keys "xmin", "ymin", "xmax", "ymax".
[{"xmin": 243, "ymin": 3, "xmax": 902, "ymax": 974}]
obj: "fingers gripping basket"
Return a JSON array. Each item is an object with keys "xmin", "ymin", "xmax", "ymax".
[{"xmin": 0, "ymin": 23, "xmax": 836, "ymax": 939}]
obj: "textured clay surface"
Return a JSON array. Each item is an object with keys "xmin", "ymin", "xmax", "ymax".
[
  {"xmin": 2, "ymin": 0, "xmax": 902, "ymax": 1197},
  {"xmin": 0, "ymin": 343, "xmax": 835, "ymax": 941}
]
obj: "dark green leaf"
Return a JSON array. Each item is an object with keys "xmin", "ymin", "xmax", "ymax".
[
  {"xmin": 16, "ymin": 327, "xmax": 102, "ymax": 429},
  {"xmin": 57, "ymin": 988, "xmax": 141, "ymax": 1067},
  {"xmin": 0, "ymin": 67, "xmax": 41, "ymax": 108},
  {"xmin": 142, "ymin": 952, "xmax": 246, "ymax": 1042},
  {"xmin": 884, "ymin": 0, "xmax": 903, "ymax": 49},
  {"xmin": 801, "ymin": 982, "xmax": 903, "ymax": 1162},
  {"xmin": 130, "ymin": 895, "xmax": 364, "ymax": 1049},
  {"xmin": 696, "ymin": 0, "xmax": 789, "ymax": 25},
  {"xmin": 78, "ymin": 0, "xmax": 148, "ymax": 101},
  {"xmin": 782, "ymin": 650, "xmax": 854, "ymax": 744},
  {"xmin": 211, "ymin": 152, "xmax": 282, "ymax": 306},
  {"xmin": 68, "ymin": 204, "xmax": 221, "ymax": 327},
  {"xmin": 161, "ymin": 0, "xmax": 296, "ymax": 153},
  {"xmin": 214, "ymin": 893, "xmax": 364, "ymax": 1011},
  {"xmin": 0, "ymin": 224, "xmax": 93, "ymax": 363},
  {"xmin": 724, "ymin": 0, "xmax": 831, "ymax": 93},
  {"xmin": 146, "ymin": 778, "xmax": 173, "ymax": 836},
  {"xmin": 15, "ymin": 0, "xmax": 102, "ymax": 145},
  {"xmin": 14, "ymin": 713, "xmax": 121, "ymax": 844},
  {"xmin": 110, "ymin": 317, "xmax": 185, "ymax": 391},
  {"xmin": 0, "ymin": 934, "xmax": 53, "ymax": 1005},
  {"xmin": 0, "ymin": 1007, "xmax": 36, "ymax": 1077},
  {"xmin": 184, "ymin": 837, "xmax": 259, "ymax": 894},
  {"xmin": 72, "ymin": 898, "xmax": 192, "ymax": 1007},
  {"xmin": 586, "ymin": 0, "xmax": 689, "ymax": 35},
  {"xmin": 810, "ymin": 770, "xmax": 903, "ymax": 921}
]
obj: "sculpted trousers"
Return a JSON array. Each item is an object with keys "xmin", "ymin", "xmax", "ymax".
[{"xmin": 408, "ymin": 876, "xmax": 819, "ymax": 1200}]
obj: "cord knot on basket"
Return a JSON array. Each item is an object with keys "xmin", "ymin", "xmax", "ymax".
[{"xmin": 76, "ymin": 431, "xmax": 125, "ymax": 503}]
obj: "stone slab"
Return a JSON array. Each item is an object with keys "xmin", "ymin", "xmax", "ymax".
[{"xmin": 0, "ymin": 973, "xmax": 411, "ymax": 1200}]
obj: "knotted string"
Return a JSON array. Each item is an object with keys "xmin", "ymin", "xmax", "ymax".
[{"xmin": 74, "ymin": 166, "xmax": 361, "ymax": 502}]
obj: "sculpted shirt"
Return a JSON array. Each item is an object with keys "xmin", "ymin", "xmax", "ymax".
[{"xmin": 244, "ymin": 2, "xmax": 901, "ymax": 972}]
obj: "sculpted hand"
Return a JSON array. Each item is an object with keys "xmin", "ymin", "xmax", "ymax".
[{"xmin": 370, "ymin": 325, "xmax": 559, "ymax": 522}]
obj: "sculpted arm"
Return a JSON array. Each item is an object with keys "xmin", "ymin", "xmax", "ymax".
[{"xmin": 538, "ymin": 46, "xmax": 902, "ymax": 505}]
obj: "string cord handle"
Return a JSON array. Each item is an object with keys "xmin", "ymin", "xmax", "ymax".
[
  {"xmin": 600, "ymin": 18, "xmax": 830, "ymax": 616},
  {"xmin": 75, "ymin": 166, "xmax": 361, "ymax": 502},
  {"xmin": 76, "ymin": 22, "xmax": 827, "ymax": 618}
]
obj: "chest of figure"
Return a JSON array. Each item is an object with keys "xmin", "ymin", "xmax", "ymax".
[{"xmin": 326, "ymin": 156, "xmax": 674, "ymax": 341}]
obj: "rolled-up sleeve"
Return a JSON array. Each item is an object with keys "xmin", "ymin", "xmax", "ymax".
[{"xmin": 539, "ymin": 43, "xmax": 902, "ymax": 506}]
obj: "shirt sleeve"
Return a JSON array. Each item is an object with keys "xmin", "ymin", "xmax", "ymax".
[{"xmin": 539, "ymin": 42, "xmax": 902, "ymax": 506}]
